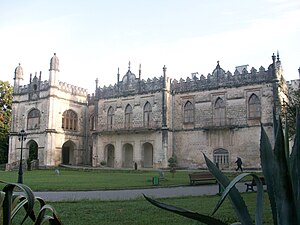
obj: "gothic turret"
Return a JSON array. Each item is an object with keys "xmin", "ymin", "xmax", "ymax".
[
  {"xmin": 49, "ymin": 53, "xmax": 59, "ymax": 86},
  {"xmin": 13, "ymin": 63, "xmax": 23, "ymax": 93}
]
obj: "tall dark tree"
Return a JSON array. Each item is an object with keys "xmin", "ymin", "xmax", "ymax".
[
  {"xmin": 283, "ymin": 88, "xmax": 300, "ymax": 138},
  {"xmin": 0, "ymin": 80, "xmax": 12, "ymax": 164}
]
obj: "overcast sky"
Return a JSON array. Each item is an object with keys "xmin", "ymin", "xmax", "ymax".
[{"xmin": 0, "ymin": 0, "xmax": 299, "ymax": 93}]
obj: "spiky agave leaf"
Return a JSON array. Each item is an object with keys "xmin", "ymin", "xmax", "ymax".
[
  {"xmin": 212, "ymin": 173, "xmax": 264, "ymax": 225},
  {"xmin": 143, "ymin": 194, "xmax": 228, "ymax": 225},
  {"xmin": 273, "ymin": 117, "xmax": 297, "ymax": 224},
  {"xmin": 260, "ymin": 124, "xmax": 278, "ymax": 225},
  {"xmin": 35, "ymin": 204, "xmax": 63, "ymax": 225},
  {"xmin": 203, "ymin": 154, "xmax": 253, "ymax": 225},
  {"xmin": 289, "ymin": 110, "xmax": 300, "ymax": 224},
  {"xmin": 1, "ymin": 181, "xmax": 35, "ymax": 225}
]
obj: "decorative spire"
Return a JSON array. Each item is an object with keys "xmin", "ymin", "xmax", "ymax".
[
  {"xmin": 216, "ymin": 60, "xmax": 220, "ymax": 69},
  {"xmin": 117, "ymin": 67, "xmax": 120, "ymax": 84},
  {"xmin": 277, "ymin": 50, "xmax": 280, "ymax": 62},
  {"xmin": 272, "ymin": 53, "xmax": 276, "ymax": 64},
  {"xmin": 298, "ymin": 67, "xmax": 300, "ymax": 80},
  {"xmin": 139, "ymin": 64, "xmax": 141, "ymax": 80},
  {"xmin": 128, "ymin": 61, "xmax": 131, "ymax": 71},
  {"xmin": 95, "ymin": 78, "xmax": 99, "ymax": 90}
]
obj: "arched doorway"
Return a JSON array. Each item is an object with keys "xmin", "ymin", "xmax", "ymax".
[
  {"xmin": 123, "ymin": 143, "xmax": 133, "ymax": 168},
  {"xmin": 62, "ymin": 141, "xmax": 75, "ymax": 165},
  {"xmin": 27, "ymin": 140, "xmax": 38, "ymax": 161},
  {"xmin": 142, "ymin": 142, "xmax": 153, "ymax": 168},
  {"xmin": 105, "ymin": 144, "xmax": 115, "ymax": 167}
]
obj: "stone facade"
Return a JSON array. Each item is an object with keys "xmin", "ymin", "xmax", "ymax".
[{"xmin": 7, "ymin": 53, "xmax": 291, "ymax": 170}]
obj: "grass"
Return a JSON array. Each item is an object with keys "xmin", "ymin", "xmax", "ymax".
[
  {"xmin": 0, "ymin": 168, "xmax": 252, "ymax": 191},
  {"xmin": 12, "ymin": 192, "xmax": 273, "ymax": 225}
]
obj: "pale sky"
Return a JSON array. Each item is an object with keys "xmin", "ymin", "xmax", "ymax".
[{"xmin": 0, "ymin": 0, "xmax": 299, "ymax": 93}]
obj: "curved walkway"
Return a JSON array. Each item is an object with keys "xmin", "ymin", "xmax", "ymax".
[{"xmin": 34, "ymin": 183, "xmax": 246, "ymax": 202}]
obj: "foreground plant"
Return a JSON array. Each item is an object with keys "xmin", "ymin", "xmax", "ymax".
[
  {"xmin": 144, "ymin": 112, "xmax": 300, "ymax": 225},
  {"xmin": 0, "ymin": 181, "xmax": 63, "ymax": 225}
]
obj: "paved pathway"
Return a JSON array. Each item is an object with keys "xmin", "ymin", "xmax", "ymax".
[{"xmin": 33, "ymin": 183, "xmax": 246, "ymax": 202}]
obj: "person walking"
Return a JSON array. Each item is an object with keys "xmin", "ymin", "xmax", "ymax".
[{"xmin": 235, "ymin": 157, "xmax": 243, "ymax": 172}]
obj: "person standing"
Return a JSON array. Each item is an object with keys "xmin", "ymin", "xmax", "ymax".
[{"xmin": 235, "ymin": 157, "xmax": 243, "ymax": 172}]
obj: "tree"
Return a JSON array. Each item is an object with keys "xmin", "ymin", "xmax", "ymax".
[
  {"xmin": 0, "ymin": 80, "xmax": 12, "ymax": 164},
  {"xmin": 283, "ymin": 88, "xmax": 300, "ymax": 138},
  {"xmin": 168, "ymin": 154, "xmax": 177, "ymax": 178}
]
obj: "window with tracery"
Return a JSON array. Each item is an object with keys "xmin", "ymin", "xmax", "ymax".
[
  {"xmin": 107, "ymin": 107, "xmax": 114, "ymax": 130},
  {"xmin": 214, "ymin": 97, "xmax": 226, "ymax": 126},
  {"xmin": 125, "ymin": 104, "xmax": 132, "ymax": 129},
  {"xmin": 62, "ymin": 110, "xmax": 78, "ymax": 131},
  {"xmin": 184, "ymin": 101, "xmax": 194, "ymax": 124},
  {"xmin": 143, "ymin": 102, "xmax": 152, "ymax": 127},
  {"xmin": 248, "ymin": 94, "xmax": 261, "ymax": 119},
  {"xmin": 27, "ymin": 108, "xmax": 40, "ymax": 130}
]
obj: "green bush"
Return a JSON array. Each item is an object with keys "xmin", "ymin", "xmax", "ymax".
[{"xmin": 145, "ymin": 112, "xmax": 300, "ymax": 225}]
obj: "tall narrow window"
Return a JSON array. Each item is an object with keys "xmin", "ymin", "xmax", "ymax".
[
  {"xmin": 125, "ymin": 104, "xmax": 132, "ymax": 129},
  {"xmin": 27, "ymin": 108, "xmax": 40, "ymax": 130},
  {"xmin": 143, "ymin": 102, "xmax": 152, "ymax": 127},
  {"xmin": 184, "ymin": 101, "xmax": 194, "ymax": 124},
  {"xmin": 248, "ymin": 94, "xmax": 261, "ymax": 119},
  {"xmin": 107, "ymin": 107, "xmax": 114, "ymax": 130},
  {"xmin": 90, "ymin": 115, "xmax": 95, "ymax": 131},
  {"xmin": 62, "ymin": 110, "xmax": 78, "ymax": 131},
  {"xmin": 214, "ymin": 97, "xmax": 225, "ymax": 126}
]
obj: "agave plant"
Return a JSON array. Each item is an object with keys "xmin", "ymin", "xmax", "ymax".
[
  {"xmin": 0, "ymin": 181, "xmax": 63, "ymax": 225},
  {"xmin": 144, "ymin": 111, "xmax": 300, "ymax": 225}
]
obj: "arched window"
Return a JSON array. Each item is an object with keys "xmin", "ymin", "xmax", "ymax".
[
  {"xmin": 248, "ymin": 94, "xmax": 261, "ymax": 119},
  {"xmin": 143, "ymin": 102, "xmax": 152, "ymax": 127},
  {"xmin": 62, "ymin": 110, "xmax": 78, "ymax": 131},
  {"xmin": 107, "ymin": 107, "xmax": 114, "ymax": 130},
  {"xmin": 27, "ymin": 108, "xmax": 40, "ymax": 130},
  {"xmin": 90, "ymin": 114, "xmax": 95, "ymax": 131},
  {"xmin": 213, "ymin": 148, "xmax": 229, "ymax": 168},
  {"xmin": 214, "ymin": 97, "xmax": 225, "ymax": 126},
  {"xmin": 184, "ymin": 101, "xmax": 194, "ymax": 124},
  {"xmin": 125, "ymin": 104, "xmax": 132, "ymax": 129}
]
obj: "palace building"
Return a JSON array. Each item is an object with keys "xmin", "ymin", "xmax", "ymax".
[{"xmin": 7, "ymin": 53, "xmax": 291, "ymax": 170}]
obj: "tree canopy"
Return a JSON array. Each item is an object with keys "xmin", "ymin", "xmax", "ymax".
[
  {"xmin": 284, "ymin": 87, "xmax": 300, "ymax": 138},
  {"xmin": 0, "ymin": 80, "xmax": 12, "ymax": 164}
]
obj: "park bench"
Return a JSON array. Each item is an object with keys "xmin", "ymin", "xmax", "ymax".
[
  {"xmin": 188, "ymin": 172, "xmax": 216, "ymax": 185},
  {"xmin": 244, "ymin": 176, "xmax": 266, "ymax": 192}
]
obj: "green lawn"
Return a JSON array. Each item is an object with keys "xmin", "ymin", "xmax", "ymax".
[
  {"xmin": 0, "ymin": 168, "xmax": 258, "ymax": 191},
  {"xmin": 0, "ymin": 169, "xmax": 206, "ymax": 191},
  {"xmin": 12, "ymin": 193, "xmax": 273, "ymax": 225}
]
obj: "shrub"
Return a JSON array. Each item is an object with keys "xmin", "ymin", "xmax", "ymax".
[{"xmin": 168, "ymin": 155, "xmax": 177, "ymax": 178}]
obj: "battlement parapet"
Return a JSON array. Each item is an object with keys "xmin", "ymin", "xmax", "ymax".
[
  {"xmin": 171, "ymin": 66, "xmax": 273, "ymax": 93},
  {"xmin": 95, "ymin": 75, "xmax": 164, "ymax": 99},
  {"xmin": 18, "ymin": 80, "xmax": 50, "ymax": 94},
  {"xmin": 58, "ymin": 81, "xmax": 88, "ymax": 96}
]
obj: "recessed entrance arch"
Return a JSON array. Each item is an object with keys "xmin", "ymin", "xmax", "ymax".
[
  {"xmin": 142, "ymin": 142, "xmax": 153, "ymax": 168},
  {"xmin": 62, "ymin": 140, "xmax": 75, "ymax": 165},
  {"xmin": 122, "ymin": 143, "xmax": 133, "ymax": 168},
  {"xmin": 105, "ymin": 144, "xmax": 115, "ymax": 167},
  {"xmin": 27, "ymin": 140, "xmax": 38, "ymax": 161}
]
